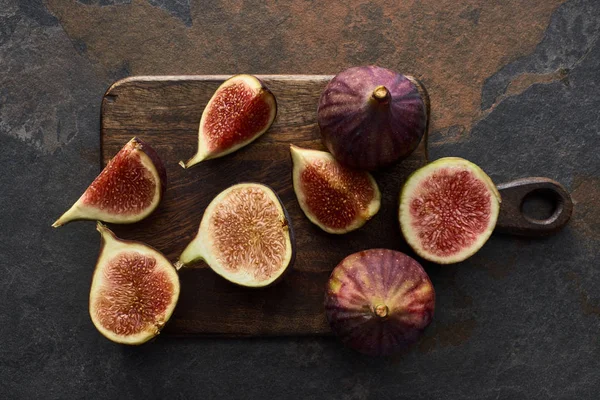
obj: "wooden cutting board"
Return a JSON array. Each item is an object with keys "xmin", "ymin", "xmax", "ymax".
[{"xmin": 101, "ymin": 75, "xmax": 428, "ymax": 336}]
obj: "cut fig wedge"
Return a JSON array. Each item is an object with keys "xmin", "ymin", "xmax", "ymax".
[
  {"xmin": 290, "ymin": 145, "xmax": 381, "ymax": 234},
  {"xmin": 176, "ymin": 183, "xmax": 295, "ymax": 288},
  {"xmin": 399, "ymin": 157, "xmax": 501, "ymax": 264},
  {"xmin": 90, "ymin": 223, "xmax": 180, "ymax": 345},
  {"xmin": 180, "ymin": 75, "xmax": 277, "ymax": 168},
  {"xmin": 52, "ymin": 137, "xmax": 166, "ymax": 227}
]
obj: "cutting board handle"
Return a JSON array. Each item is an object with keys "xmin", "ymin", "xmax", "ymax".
[{"xmin": 495, "ymin": 177, "xmax": 573, "ymax": 236}]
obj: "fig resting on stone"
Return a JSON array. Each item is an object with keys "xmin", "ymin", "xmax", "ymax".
[
  {"xmin": 53, "ymin": 137, "xmax": 166, "ymax": 227},
  {"xmin": 325, "ymin": 249, "xmax": 435, "ymax": 356}
]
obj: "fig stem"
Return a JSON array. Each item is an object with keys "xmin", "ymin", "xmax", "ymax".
[
  {"xmin": 374, "ymin": 304, "xmax": 389, "ymax": 318},
  {"xmin": 96, "ymin": 222, "xmax": 118, "ymax": 243},
  {"xmin": 371, "ymin": 86, "xmax": 391, "ymax": 103},
  {"xmin": 173, "ymin": 260, "xmax": 185, "ymax": 271}
]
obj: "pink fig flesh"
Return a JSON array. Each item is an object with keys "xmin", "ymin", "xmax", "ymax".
[
  {"xmin": 325, "ymin": 249, "xmax": 435, "ymax": 356},
  {"xmin": 181, "ymin": 75, "xmax": 277, "ymax": 168},
  {"xmin": 290, "ymin": 145, "xmax": 381, "ymax": 234},
  {"xmin": 177, "ymin": 183, "xmax": 295, "ymax": 288},
  {"xmin": 318, "ymin": 65, "xmax": 428, "ymax": 170},
  {"xmin": 52, "ymin": 137, "xmax": 166, "ymax": 227},
  {"xmin": 90, "ymin": 223, "xmax": 180, "ymax": 345},
  {"xmin": 399, "ymin": 157, "xmax": 501, "ymax": 264}
]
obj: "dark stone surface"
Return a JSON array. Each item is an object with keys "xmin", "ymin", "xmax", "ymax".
[
  {"xmin": 1, "ymin": 0, "xmax": 599, "ymax": 398},
  {"xmin": 481, "ymin": 0, "xmax": 600, "ymax": 110},
  {"xmin": 147, "ymin": 0, "xmax": 191, "ymax": 26}
]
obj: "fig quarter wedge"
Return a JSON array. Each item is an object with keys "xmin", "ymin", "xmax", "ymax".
[
  {"xmin": 291, "ymin": 145, "xmax": 381, "ymax": 234},
  {"xmin": 176, "ymin": 183, "xmax": 295, "ymax": 288},
  {"xmin": 325, "ymin": 249, "xmax": 435, "ymax": 356},
  {"xmin": 180, "ymin": 75, "xmax": 277, "ymax": 168},
  {"xmin": 52, "ymin": 137, "xmax": 166, "ymax": 227}
]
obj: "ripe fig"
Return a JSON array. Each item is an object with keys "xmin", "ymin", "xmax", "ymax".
[
  {"xmin": 52, "ymin": 137, "xmax": 166, "ymax": 227},
  {"xmin": 318, "ymin": 65, "xmax": 428, "ymax": 170},
  {"xmin": 325, "ymin": 249, "xmax": 435, "ymax": 356},
  {"xmin": 399, "ymin": 157, "xmax": 501, "ymax": 264},
  {"xmin": 90, "ymin": 223, "xmax": 180, "ymax": 345},
  {"xmin": 177, "ymin": 183, "xmax": 295, "ymax": 288},
  {"xmin": 290, "ymin": 145, "xmax": 381, "ymax": 234},
  {"xmin": 180, "ymin": 74, "xmax": 277, "ymax": 168}
]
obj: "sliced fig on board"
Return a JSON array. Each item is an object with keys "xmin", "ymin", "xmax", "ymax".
[
  {"xmin": 90, "ymin": 223, "xmax": 180, "ymax": 345},
  {"xmin": 325, "ymin": 249, "xmax": 435, "ymax": 356},
  {"xmin": 318, "ymin": 65, "xmax": 428, "ymax": 170},
  {"xmin": 176, "ymin": 183, "xmax": 295, "ymax": 288},
  {"xmin": 399, "ymin": 157, "xmax": 501, "ymax": 264},
  {"xmin": 52, "ymin": 137, "xmax": 166, "ymax": 227},
  {"xmin": 290, "ymin": 145, "xmax": 381, "ymax": 234},
  {"xmin": 180, "ymin": 75, "xmax": 277, "ymax": 168}
]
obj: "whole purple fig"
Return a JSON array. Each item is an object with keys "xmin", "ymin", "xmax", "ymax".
[
  {"xmin": 318, "ymin": 66, "xmax": 428, "ymax": 170},
  {"xmin": 325, "ymin": 249, "xmax": 435, "ymax": 356}
]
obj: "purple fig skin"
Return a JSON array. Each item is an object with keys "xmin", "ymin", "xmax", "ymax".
[
  {"xmin": 318, "ymin": 66, "xmax": 428, "ymax": 170},
  {"xmin": 179, "ymin": 75, "xmax": 277, "ymax": 168},
  {"xmin": 132, "ymin": 137, "xmax": 167, "ymax": 196},
  {"xmin": 325, "ymin": 249, "xmax": 435, "ymax": 356},
  {"xmin": 52, "ymin": 137, "xmax": 167, "ymax": 227}
]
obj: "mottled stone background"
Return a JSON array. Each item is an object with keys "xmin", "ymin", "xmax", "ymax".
[{"xmin": 1, "ymin": 0, "xmax": 599, "ymax": 398}]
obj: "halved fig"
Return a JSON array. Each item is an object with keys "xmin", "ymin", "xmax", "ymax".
[
  {"xmin": 399, "ymin": 157, "xmax": 501, "ymax": 264},
  {"xmin": 325, "ymin": 249, "xmax": 435, "ymax": 356},
  {"xmin": 290, "ymin": 145, "xmax": 381, "ymax": 234},
  {"xmin": 176, "ymin": 183, "xmax": 294, "ymax": 288},
  {"xmin": 52, "ymin": 137, "xmax": 166, "ymax": 227},
  {"xmin": 90, "ymin": 223, "xmax": 180, "ymax": 345},
  {"xmin": 318, "ymin": 65, "xmax": 428, "ymax": 170},
  {"xmin": 180, "ymin": 74, "xmax": 277, "ymax": 168}
]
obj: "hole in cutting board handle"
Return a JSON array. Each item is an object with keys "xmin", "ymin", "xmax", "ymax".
[
  {"xmin": 495, "ymin": 177, "xmax": 573, "ymax": 236},
  {"xmin": 520, "ymin": 188, "xmax": 562, "ymax": 223}
]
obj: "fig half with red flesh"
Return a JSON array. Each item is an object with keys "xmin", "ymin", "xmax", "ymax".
[
  {"xmin": 399, "ymin": 157, "xmax": 501, "ymax": 264},
  {"xmin": 325, "ymin": 249, "xmax": 435, "ymax": 356},
  {"xmin": 180, "ymin": 74, "xmax": 277, "ymax": 168},
  {"xmin": 90, "ymin": 223, "xmax": 180, "ymax": 345},
  {"xmin": 177, "ymin": 183, "xmax": 295, "ymax": 288},
  {"xmin": 318, "ymin": 65, "xmax": 428, "ymax": 170},
  {"xmin": 52, "ymin": 137, "xmax": 166, "ymax": 227},
  {"xmin": 290, "ymin": 145, "xmax": 381, "ymax": 234}
]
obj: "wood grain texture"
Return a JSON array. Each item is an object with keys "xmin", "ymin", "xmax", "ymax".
[{"xmin": 101, "ymin": 75, "xmax": 428, "ymax": 336}]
